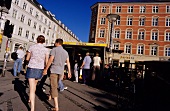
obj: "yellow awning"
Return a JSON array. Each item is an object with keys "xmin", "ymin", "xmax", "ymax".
[{"xmin": 63, "ymin": 42, "xmax": 107, "ymax": 47}]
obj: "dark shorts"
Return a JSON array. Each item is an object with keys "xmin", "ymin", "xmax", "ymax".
[{"xmin": 26, "ymin": 68, "xmax": 43, "ymax": 79}]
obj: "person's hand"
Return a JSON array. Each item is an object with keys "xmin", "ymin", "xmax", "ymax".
[
  {"xmin": 68, "ymin": 72, "xmax": 72, "ymax": 79},
  {"xmin": 43, "ymin": 69, "xmax": 47, "ymax": 75}
]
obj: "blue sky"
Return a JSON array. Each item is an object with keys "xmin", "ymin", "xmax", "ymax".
[{"xmin": 36, "ymin": 0, "xmax": 156, "ymax": 42}]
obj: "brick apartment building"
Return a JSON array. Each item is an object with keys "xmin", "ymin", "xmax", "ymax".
[{"xmin": 89, "ymin": 1, "xmax": 170, "ymax": 67}]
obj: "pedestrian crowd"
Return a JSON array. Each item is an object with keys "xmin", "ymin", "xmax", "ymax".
[{"xmin": 12, "ymin": 35, "xmax": 111, "ymax": 111}]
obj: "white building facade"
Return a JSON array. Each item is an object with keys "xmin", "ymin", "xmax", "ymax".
[{"xmin": 0, "ymin": 0, "xmax": 79, "ymax": 60}]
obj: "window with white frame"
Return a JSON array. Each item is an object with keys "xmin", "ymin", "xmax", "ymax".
[
  {"xmin": 32, "ymin": 33, "xmax": 35, "ymax": 41},
  {"xmin": 152, "ymin": 6, "xmax": 158, "ymax": 13},
  {"xmin": 128, "ymin": 6, "xmax": 133, "ymax": 13},
  {"xmin": 140, "ymin": 6, "xmax": 146, "ymax": 13},
  {"xmin": 138, "ymin": 31, "xmax": 145, "ymax": 40},
  {"xmin": 20, "ymin": 15, "xmax": 25, "ymax": 23},
  {"xmin": 100, "ymin": 18, "xmax": 106, "ymax": 25},
  {"xmin": 40, "ymin": 15, "xmax": 43, "ymax": 21},
  {"xmin": 166, "ymin": 6, "xmax": 170, "ymax": 13},
  {"xmin": 166, "ymin": 32, "xmax": 170, "ymax": 41},
  {"xmin": 137, "ymin": 45, "xmax": 144, "ymax": 54},
  {"xmin": 48, "ymin": 21, "xmax": 51, "ymax": 27},
  {"xmin": 43, "ymin": 28, "xmax": 46, "ymax": 34},
  {"xmin": 114, "ymin": 30, "xmax": 120, "ymax": 38},
  {"xmin": 14, "ymin": 0, "xmax": 19, "ymax": 5},
  {"xmin": 23, "ymin": 2, "xmax": 27, "ymax": 10},
  {"xmin": 35, "ymin": 12, "xmax": 39, "ymax": 19},
  {"xmin": 53, "ymin": 25, "xmax": 56, "ymax": 30},
  {"xmin": 28, "ymin": 19, "xmax": 31, "ymax": 26},
  {"xmin": 152, "ymin": 17, "xmax": 158, "ymax": 26},
  {"xmin": 46, "ymin": 39, "xmax": 48, "ymax": 45},
  {"xmin": 125, "ymin": 44, "xmax": 131, "ymax": 54},
  {"xmin": 39, "ymin": 25, "xmax": 42, "ymax": 32},
  {"xmin": 45, "ymin": 19, "xmax": 47, "ymax": 24},
  {"xmin": 18, "ymin": 27, "xmax": 22, "ymax": 36},
  {"xmin": 139, "ymin": 17, "xmax": 145, "ymax": 26},
  {"xmin": 116, "ymin": 6, "xmax": 121, "ymax": 13},
  {"xmin": 33, "ymin": 22, "xmax": 37, "ymax": 29},
  {"xmin": 101, "ymin": 6, "xmax": 106, "ymax": 13},
  {"xmin": 47, "ymin": 30, "xmax": 50, "ymax": 36},
  {"xmin": 99, "ymin": 29, "xmax": 105, "ymax": 37},
  {"xmin": 150, "ymin": 46, "xmax": 157, "ymax": 56},
  {"xmin": 166, "ymin": 17, "xmax": 170, "ymax": 26},
  {"xmin": 152, "ymin": 31, "xmax": 158, "ymax": 40},
  {"xmin": 30, "ymin": 7, "xmax": 33, "ymax": 15},
  {"xmin": 116, "ymin": 17, "xmax": 120, "ymax": 25},
  {"xmin": 165, "ymin": 47, "xmax": 170, "ymax": 56},
  {"xmin": 12, "ymin": 9, "xmax": 17, "ymax": 18},
  {"xmin": 25, "ymin": 30, "xmax": 29, "ymax": 38},
  {"xmin": 127, "ymin": 17, "xmax": 133, "ymax": 25},
  {"xmin": 126, "ymin": 30, "xmax": 132, "ymax": 39},
  {"xmin": 113, "ymin": 44, "xmax": 119, "ymax": 50}
]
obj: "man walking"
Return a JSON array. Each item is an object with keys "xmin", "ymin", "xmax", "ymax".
[
  {"xmin": 13, "ymin": 46, "xmax": 25, "ymax": 77},
  {"xmin": 43, "ymin": 38, "xmax": 71, "ymax": 111},
  {"xmin": 80, "ymin": 52, "xmax": 91, "ymax": 85}
]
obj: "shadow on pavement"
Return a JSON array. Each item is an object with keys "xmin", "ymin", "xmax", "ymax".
[{"xmin": 12, "ymin": 78, "xmax": 30, "ymax": 111}]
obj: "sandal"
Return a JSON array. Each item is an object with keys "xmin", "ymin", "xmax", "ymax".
[{"xmin": 51, "ymin": 108, "xmax": 59, "ymax": 111}]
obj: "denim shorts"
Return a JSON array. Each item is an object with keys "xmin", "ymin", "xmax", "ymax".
[{"xmin": 26, "ymin": 68, "xmax": 43, "ymax": 79}]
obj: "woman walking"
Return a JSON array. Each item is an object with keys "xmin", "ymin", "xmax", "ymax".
[{"xmin": 25, "ymin": 35, "xmax": 49, "ymax": 111}]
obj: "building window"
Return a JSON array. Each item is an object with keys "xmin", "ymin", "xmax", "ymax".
[
  {"xmin": 91, "ymin": 30, "xmax": 95, "ymax": 38},
  {"xmin": 32, "ymin": 33, "xmax": 35, "ymax": 41},
  {"xmin": 20, "ymin": 15, "xmax": 25, "ymax": 23},
  {"xmin": 125, "ymin": 44, "xmax": 131, "ymax": 54},
  {"xmin": 33, "ymin": 22, "xmax": 37, "ymax": 29},
  {"xmin": 127, "ymin": 17, "xmax": 133, "ymax": 25},
  {"xmin": 113, "ymin": 44, "xmax": 119, "ymax": 50},
  {"xmin": 128, "ymin": 6, "xmax": 133, "ymax": 13},
  {"xmin": 152, "ymin": 17, "xmax": 158, "ymax": 26},
  {"xmin": 166, "ymin": 6, "xmax": 170, "ymax": 13},
  {"xmin": 99, "ymin": 29, "xmax": 105, "ymax": 38},
  {"xmin": 116, "ymin": 17, "xmax": 120, "ymax": 25},
  {"xmin": 138, "ymin": 31, "xmax": 145, "ymax": 40},
  {"xmin": 45, "ymin": 19, "xmax": 47, "ymax": 24},
  {"xmin": 12, "ymin": 9, "xmax": 17, "ymax": 18},
  {"xmin": 100, "ymin": 18, "xmax": 106, "ymax": 24},
  {"xmin": 126, "ymin": 30, "xmax": 132, "ymax": 39},
  {"xmin": 166, "ymin": 32, "xmax": 170, "ymax": 41},
  {"xmin": 150, "ymin": 46, "xmax": 157, "ymax": 56},
  {"xmin": 43, "ymin": 28, "xmax": 46, "ymax": 34},
  {"xmin": 39, "ymin": 25, "xmax": 42, "ymax": 32},
  {"xmin": 101, "ymin": 6, "xmax": 106, "ymax": 13},
  {"xmin": 166, "ymin": 17, "xmax": 170, "ymax": 26},
  {"xmin": 140, "ymin": 6, "xmax": 146, "ymax": 13},
  {"xmin": 114, "ymin": 30, "xmax": 120, "ymax": 38},
  {"xmin": 137, "ymin": 45, "xmax": 144, "ymax": 54},
  {"xmin": 152, "ymin": 6, "xmax": 158, "ymax": 13},
  {"xmin": 152, "ymin": 31, "xmax": 158, "ymax": 40},
  {"xmin": 116, "ymin": 6, "xmax": 121, "ymax": 13},
  {"xmin": 48, "ymin": 21, "xmax": 51, "ymax": 27},
  {"xmin": 30, "ymin": 8, "xmax": 33, "ymax": 15},
  {"xmin": 46, "ymin": 39, "xmax": 48, "ymax": 45},
  {"xmin": 14, "ymin": 0, "xmax": 19, "ymax": 5},
  {"xmin": 25, "ymin": 30, "xmax": 29, "ymax": 38},
  {"xmin": 23, "ymin": 2, "xmax": 27, "ymax": 10},
  {"xmin": 18, "ymin": 27, "xmax": 22, "ymax": 36},
  {"xmin": 28, "ymin": 19, "xmax": 31, "ymax": 26},
  {"xmin": 139, "ymin": 17, "xmax": 145, "ymax": 26},
  {"xmin": 35, "ymin": 12, "xmax": 39, "ymax": 19},
  {"xmin": 40, "ymin": 15, "xmax": 43, "ymax": 21},
  {"xmin": 53, "ymin": 25, "xmax": 56, "ymax": 30},
  {"xmin": 165, "ymin": 47, "xmax": 170, "ymax": 56},
  {"xmin": 47, "ymin": 30, "xmax": 50, "ymax": 36}
]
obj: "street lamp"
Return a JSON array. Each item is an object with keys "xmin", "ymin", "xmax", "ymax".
[{"xmin": 106, "ymin": 14, "xmax": 120, "ymax": 66}]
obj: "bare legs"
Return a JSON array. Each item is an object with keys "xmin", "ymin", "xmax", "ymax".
[{"xmin": 28, "ymin": 78, "xmax": 38, "ymax": 111}]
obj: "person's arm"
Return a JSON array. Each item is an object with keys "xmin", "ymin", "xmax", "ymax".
[
  {"xmin": 43, "ymin": 55, "xmax": 54, "ymax": 75},
  {"xmin": 45, "ymin": 53, "xmax": 49, "ymax": 66},
  {"xmin": 80, "ymin": 57, "xmax": 86, "ymax": 69},
  {"xmin": 66, "ymin": 58, "xmax": 72, "ymax": 79}
]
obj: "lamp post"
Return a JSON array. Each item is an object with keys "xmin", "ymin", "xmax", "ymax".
[
  {"xmin": 0, "ymin": 6, "xmax": 9, "ymax": 77},
  {"xmin": 106, "ymin": 14, "xmax": 120, "ymax": 66}
]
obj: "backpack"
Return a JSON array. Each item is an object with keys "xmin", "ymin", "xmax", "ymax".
[{"xmin": 11, "ymin": 52, "xmax": 18, "ymax": 60}]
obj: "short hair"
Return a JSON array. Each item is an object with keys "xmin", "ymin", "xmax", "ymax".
[
  {"xmin": 37, "ymin": 35, "xmax": 45, "ymax": 43},
  {"xmin": 96, "ymin": 53, "xmax": 99, "ymax": 56},
  {"xmin": 55, "ymin": 38, "xmax": 63, "ymax": 45},
  {"xmin": 19, "ymin": 46, "xmax": 23, "ymax": 49}
]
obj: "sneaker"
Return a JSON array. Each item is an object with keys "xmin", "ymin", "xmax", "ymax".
[
  {"xmin": 60, "ymin": 87, "xmax": 68, "ymax": 92},
  {"xmin": 64, "ymin": 87, "xmax": 68, "ymax": 90}
]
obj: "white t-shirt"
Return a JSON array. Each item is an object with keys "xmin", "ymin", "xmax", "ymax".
[
  {"xmin": 93, "ymin": 56, "xmax": 101, "ymax": 66},
  {"xmin": 17, "ymin": 49, "xmax": 25, "ymax": 59}
]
